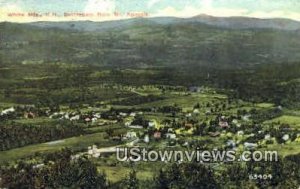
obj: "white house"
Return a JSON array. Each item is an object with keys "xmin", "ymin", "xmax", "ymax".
[
  {"xmin": 232, "ymin": 119, "xmax": 239, "ymax": 125},
  {"xmin": 282, "ymin": 134, "xmax": 289, "ymax": 141},
  {"xmin": 226, "ymin": 140, "xmax": 236, "ymax": 148},
  {"xmin": 92, "ymin": 117, "xmax": 98, "ymax": 123},
  {"xmin": 32, "ymin": 163, "xmax": 45, "ymax": 169},
  {"xmin": 186, "ymin": 113, "xmax": 192, "ymax": 117},
  {"xmin": 64, "ymin": 113, "xmax": 70, "ymax": 120},
  {"xmin": 166, "ymin": 133, "xmax": 176, "ymax": 139},
  {"xmin": 128, "ymin": 125, "xmax": 143, "ymax": 129},
  {"xmin": 0, "ymin": 107, "xmax": 15, "ymax": 115},
  {"xmin": 88, "ymin": 145, "xmax": 100, "ymax": 158},
  {"xmin": 167, "ymin": 128, "xmax": 174, "ymax": 133},
  {"xmin": 193, "ymin": 109, "xmax": 200, "ymax": 115},
  {"xmin": 242, "ymin": 115, "xmax": 251, "ymax": 121},
  {"xmin": 49, "ymin": 112, "xmax": 60, "ymax": 119},
  {"xmin": 264, "ymin": 134, "xmax": 271, "ymax": 140},
  {"xmin": 244, "ymin": 142, "xmax": 258, "ymax": 150},
  {"xmin": 205, "ymin": 110, "xmax": 211, "ymax": 115},
  {"xmin": 125, "ymin": 131, "xmax": 137, "ymax": 139},
  {"xmin": 94, "ymin": 113, "xmax": 101, "ymax": 119},
  {"xmin": 148, "ymin": 121, "xmax": 156, "ymax": 128},
  {"xmin": 144, "ymin": 134, "xmax": 150, "ymax": 143},
  {"xmin": 125, "ymin": 121, "xmax": 132, "ymax": 127},
  {"xmin": 70, "ymin": 115, "xmax": 80, "ymax": 121},
  {"xmin": 119, "ymin": 112, "xmax": 127, "ymax": 117},
  {"xmin": 182, "ymin": 141, "xmax": 189, "ymax": 147},
  {"xmin": 130, "ymin": 112, "xmax": 136, "ymax": 117}
]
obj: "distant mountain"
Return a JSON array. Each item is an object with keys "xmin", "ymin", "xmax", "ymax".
[
  {"xmin": 188, "ymin": 14, "xmax": 300, "ymax": 30},
  {"xmin": 26, "ymin": 17, "xmax": 184, "ymax": 32},
  {"xmin": 1, "ymin": 15, "xmax": 300, "ymax": 68},
  {"xmin": 26, "ymin": 15, "xmax": 300, "ymax": 31}
]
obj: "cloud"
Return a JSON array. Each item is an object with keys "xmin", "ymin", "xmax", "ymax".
[
  {"xmin": 84, "ymin": 0, "xmax": 116, "ymax": 13},
  {"xmin": 154, "ymin": 6, "xmax": 200, "ymax": 18},
  {"xmin": 200, "ymin": 0, "xmax": 213, "ymax": 9},
  {"xmin": 147, "ymin": 0, "xmax": 161, "ymax": 8},
  {"xmin": 1, "ymin": 0, "xmax": 132, "ymax": 22},
  {"xmin": 247, "ymin": 10, "xmax": 300, "ymax": 21},
  {"xmin": 154, "ymin": 5, "xmax": 248, "ymax": 18},
  {"xmin": 0, "ymin": 3, "xmax": 26, "ymax": 22},
  {"xmin": 153, "ymin": 4, "xmax": 300, "ymax": 21},
  {"xmin": 1, "ymin": 0, "xmax": 300, "ymax": 22}
]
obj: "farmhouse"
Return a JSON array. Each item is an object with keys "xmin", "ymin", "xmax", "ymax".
[
  {"xmin": 244, "ymin": 142, "xmax": 258, "ymax": 150},
  {"xmin": 1, "ymin": 107, "xmax": 15, "ymax": 115},
  {"xmin": 282, "ymin": 134, "xmax": 289, "ymax": 141},
  {"xmin": 24, "ymin": 112, "xmax": 36, "ymax": 119},
  {"xmin": 193, "ymin": 109, "xmax": 200, "ymax": 115},
  {"xmin": 219, "ymin": 121, "xmax": 229, "ymax": 128},
  {"xmin": 129, "ymin": 112, "xmax": 136, "ymax": 117},
  {"xmin": 70, "ymin": 115, "xmax": 80, "ymax": 121},
  {"xmin": 153, "ymin": 131, "xmax": 162, "ymax": 139},
  {"xmin": 144, "ymin": 134, "xmax": 150, "ymax": 143},
  {"xmin": 166, "ymin": 133, "xmax": 176, "ymax": 139},
  {"xmin": 125, "ymin": 131, "xmax": 137, "ymax": 139},
  {"xmin": 148, "ymin": 121, "xmax": 156, "ymax": 128},
  {"xmin": 88, "ymin": 145, "xmax": 100, "ymax": 158},
  {"xmin": 264, "ymin": 134, "xmax": 271, "ymax": 140},
  {"xmin": 128, "ymin": 125, "xmax": 143, "ymax": 129}
]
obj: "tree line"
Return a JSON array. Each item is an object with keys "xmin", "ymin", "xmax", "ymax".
[
  {"xmin": 1, "ymin": 148, "xmax": 299, "ymax": 189},
  {"xmin": 0, "ymin": 120, "xmax": 84, "ymax": 151}
]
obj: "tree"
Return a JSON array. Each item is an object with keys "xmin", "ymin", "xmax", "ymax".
[
  {"xmin": 194, "ymin": 103, "xmax": 200, "ymax": 109},
  {"xmin": 77, "ymin": 157, "xmax": 108, "ymax": 189},
  {"xmin": 124, "ymin": 169, "xmax": 139, "ymax": 189},
  {"xmin": 0, "ymin": 149, "xmax": 109, "ymax": 189},
  {"xmin": 153, "ymin": 163, "xmax": 218, "ymax": 189},
  {"xmin": 106, "ymin": 128, "xmax": 114, "ymax": 137},
  {"xmin": 154, "ymin": 169, "xmax": 169, "ymax": 189}
]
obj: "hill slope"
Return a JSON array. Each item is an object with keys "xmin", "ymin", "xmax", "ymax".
[{"xmin": 1, "ymin": 16, "xmax": 300, "ymax": 68}]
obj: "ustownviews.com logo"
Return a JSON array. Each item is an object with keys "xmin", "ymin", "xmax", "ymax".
[{"xmin": 116, "ymin": 147, "xmax": 278, "ymax": 162}]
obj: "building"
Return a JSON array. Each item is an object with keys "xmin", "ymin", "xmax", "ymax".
[
  {"xmin": 282, "ymin": 134, "xmax": 289, "ymax": 141},
  {"xmin": 24, "ymin": 112, "xmax": 35, "ymax": 119},
  {"xmin": 144, "ymin": 134, "xmax": 150, "ymax": 143},
  {"xmin": 148, "ymin": 121, "xmax": 156, "ymax": 128},
  {"xmin": 244, "ymin": 142, "xmax": 258, "ymax": 150},
  {"xmin": 88, "ymin": 145, "xmax": 100, "ymax": 158},
  {"xmin": 128, "ymin": 125, "xmax": 143, "ymax": 129},
  {"xmin": 219, "ymin": 121, "xmax": 229, "ymax": 128},
  {"xmin": 166, "ymin": 133, "xmax": 176, "ymax": 139},
  {"xmin": 1, "ymin": 107, "xmax": 15, "ymax": 116},
  {"xmin": 153, "ymin": 131, "xmax": 162, "ymax": 139},
  {"xmin": 125, "ymin": 131, "xmax": 137, "ymax": 139}
]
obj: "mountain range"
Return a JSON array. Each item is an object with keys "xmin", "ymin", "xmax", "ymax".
[
  {"xmin": 26, "ymin": 14, "xmax": 300, "ymax": 31},
  {"xmin": 1, "ymin": 15, "xmax": 300, "ymax": 68}
]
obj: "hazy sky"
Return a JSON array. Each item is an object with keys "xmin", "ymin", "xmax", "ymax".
[{"xmin": 1, "ymin": 0, "xmax": 300, "ymax": 22}]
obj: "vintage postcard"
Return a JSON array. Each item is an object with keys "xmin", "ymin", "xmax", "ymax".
[{"xmin": 0, "ymin": 0, "xmax": 300, "ymax": 188}]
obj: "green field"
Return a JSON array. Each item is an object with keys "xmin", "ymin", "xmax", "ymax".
[
  {"xmin": 98, "ymin": 165, "xmax": 154, "ymax": 183},
  {"xmin": 137, "ymin": 93, "xmax": 227, "ymax": 111},
  {"xmin": 0, "ymin": 131, "xmax": 120, "ymax": 163},
  {"xmin": 265, "ymin": 115, "xmax": 300, "ymax": 128}
]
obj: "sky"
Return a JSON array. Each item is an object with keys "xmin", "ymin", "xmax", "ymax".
[{"xmin": 1, "ymin": 0, "xmax": 300, "ymax": 22}]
